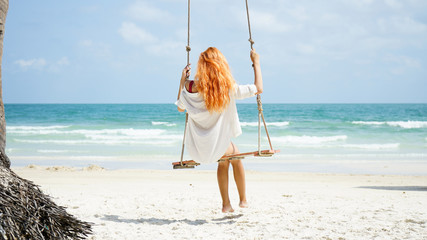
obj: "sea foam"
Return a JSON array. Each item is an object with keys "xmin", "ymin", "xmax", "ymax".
[
  {"xmin": 271, "ymin": 135, "xmax": 347, "ymax": 144},
  {"xmin": 342, "ymin": 143, "xmax": 400, "ymax": 150},
  {"xmin": 9, "ymin": 127, "xmax": 182, "ymax": 145},
  {"xmin": 352, "ymin": 121, "xmax": 427, "ymax": 129},
  {"xmin": 240, "ymin": 121, "xmax": 290, "ymax": 127},
  {"xmin": 7, "ymin": 125, "xmax": 71, "ymax": 130},
  {"xmin": 152, "ymin": 121, "xmax": 176, "ymax": 127}
]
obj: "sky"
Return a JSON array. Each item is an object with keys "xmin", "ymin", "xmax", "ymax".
[{"xmin": 2, "ymin": 0, "xmax": 427, "ymax": 103}]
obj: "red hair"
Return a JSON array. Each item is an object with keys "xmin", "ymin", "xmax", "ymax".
[{"xmin": 195, "ymin": 47, "xmax": 235, "ymax": 113}]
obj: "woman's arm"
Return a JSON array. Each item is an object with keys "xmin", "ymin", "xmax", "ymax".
[
  {"xmin": 250, "ymin": 49, "xmax": 263, "ymax": 95},
  {"xmin": 177, "ymin": 65, "xmax": 191, "ymax": 112}
]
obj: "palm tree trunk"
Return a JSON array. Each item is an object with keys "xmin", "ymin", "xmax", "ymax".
[
  {"xmin": 0, "ymin": 1, "xmax": 92, "ymax": 238},
  {"xmin": 0, "ymin": 0, "xmax": 10, "ymax": 168}
]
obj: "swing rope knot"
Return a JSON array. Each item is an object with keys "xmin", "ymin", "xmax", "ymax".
[
  {"xmin": 248, "ymin": 38, "xmax": 254, "ymax": 50},
  {"xmin": 257, "ymin": 95, "xmax": 263, "ymax": 112},
  {"xmin": 186, "ymin": 45, "xmax": 191, "ymax": 52}
]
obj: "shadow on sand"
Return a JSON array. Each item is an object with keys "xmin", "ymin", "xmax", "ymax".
[
  {"xmin": 100, "ymin": 213, "xmax": 244, "ymax": 226},
  {"xmin": 357, "ymin": 186, "xmax": 427, "ymax": 192},
  {"xmin": 212, "ymin": 213, "xmax": 243, "ymax": 222},
  {"xmin": 101, "ymin": 215, "xmax": 207, "ymax": 225}
]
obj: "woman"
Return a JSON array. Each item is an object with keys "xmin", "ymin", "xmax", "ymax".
[{"xmin": 176, "ymin": 47, "xmax": 263, "ymax": 213}]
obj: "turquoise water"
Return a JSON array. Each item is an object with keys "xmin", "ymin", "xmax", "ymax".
[{"xmin": 5, "ymin": 104, "xmax": 427, "ymax": 174}]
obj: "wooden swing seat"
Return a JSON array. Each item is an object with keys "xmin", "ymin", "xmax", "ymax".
[
  {"xmin": 172, "ymin": 149, "xmax": 280, "ymax": 169},
  {"xmin": 172, "ymin": 160, "xmax": 200, "ymax": 169},
  {"xmin": 218, "ymin": 149, "xmax": 280, "ymax": 161}
]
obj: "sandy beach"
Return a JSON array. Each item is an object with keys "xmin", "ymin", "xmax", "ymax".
[{"xmin": 11, "ymin": 165, "xmax": 427, "ymax": 239}]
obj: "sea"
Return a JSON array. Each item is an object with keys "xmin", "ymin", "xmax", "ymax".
[{"xmin": 4, "ymin": 104, "xmax": 427, "ymax": 175}]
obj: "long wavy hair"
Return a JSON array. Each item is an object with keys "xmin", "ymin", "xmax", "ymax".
[{"xmin": 194, "ymin": 47, "xmax": 235, "ymax": 113}]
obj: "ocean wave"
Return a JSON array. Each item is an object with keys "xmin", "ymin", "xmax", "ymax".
[
  {"xmin": 342, "ymin": 143, "xmax": 400, "ymax": 150},
  {"xmin": 240, "ymin": 121, "xmax": 290, "ymax": 127},
  {"xmin": 8, "ymin": 125, "xmax": 71, "ymax": 131},
  {"xmin": 37, "ymin": 149, "xmax": 70, "ymax": 153},
  {"xmin": 5, "ymin": 148, "xmax": 17, "ymax": 153},
  {"xmin": 14, "ymin": 138, "xmax": 180, "ymax": 146},
  {"xmin": 152, "ymin": 121, "xmax": 176, "ymax": 127},
  {"xmin": 71, "ymin": 128, "xmax": 166, "ymax": 137},
  {"xmin": 271, "ymin": 135, "xmax": 347, "ymax": 144},
  {"xmin": 9, "ymin": 126, "xmax": 183, "ymax": 145},
  {"xmin": 352, "ymin": 121, "xmax": 384, "ymax": 126},
  {"xmin": 387, "ymin": 121, "xmax": 427, "ymax": 129},
  {"xmin": 352, "ymin": 121, "xmax": 427, "ymax": 129},
  {"xmin": 83, "ymin": 133, "xmax": 182, "ymax": 141},
  {"xmin": 8, "ymin": 129, "xmax": 72, "ymax": 135},
  {"xmin": 269, "ymin": 135, "xmax": 399, "ymax": 150},
  {"xmin": 8, "ymin": 127, "xmax": 167, "ymax": 137}
]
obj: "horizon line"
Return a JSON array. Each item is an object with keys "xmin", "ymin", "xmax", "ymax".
[{"xmin": 4, "ymin": 102, "xmax": 427, "ymax": 105}]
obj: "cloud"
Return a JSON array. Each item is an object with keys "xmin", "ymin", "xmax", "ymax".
[
  {"xmin": 296, "ymin": 43, "xmax": 315, "ymax": 54},
  {"xmin": 287, "ymin": 6, "xmax": 309, "ymax": 21},
  {"xmin": 79, "ymin": 40, "xmax": 92, "ymax": 47},
  {"xmin": 346, "ymin": 0, "xmax": 374, "ymax": 7},
  {"xmin": 57, "ymin": 57, "xmax": 70, "ymax": 66},
  {"xmin": 14, "ymin": 57, "xmax": 70, "ymax": 72},
  {"xmin": 79, "ymin": 40, "xmax": 112, "ymax": 58},
  {"xmin": 117, "ymin": 21, "xmax": 179, "ymax": 57},
  {"xmin": 385, "ymin": 54, "xmax": 421, "ymax": 75},
  {"xmin": 48, "ymin": 57, "xmax": 70, "ymax": 72},
  {"xmin": 377, "ymin": 17, "xmax": 427, "ymax": 34},
  {"xmin": 125, "ymin": 1, "xmax": 173, "ymax": 23},
  {"xmin": 384, "ymin": 0, "xmax": 402, "ymax": 9},
  {"xmin": 251, "ymin": 10, "xmax": 293, "ymax": 33},
  {"xmin": 14, "ymin": 58, "xmax": 46, "ymax": 69},
  {"xmin": 146, "ymin": 40, "xmax": 181, "ymax": 56},
  {"xmin": 386, "ymin": 55, "xmax": 421, "ymax": 68},
  {"xmin": 118, "ymin": 22, "xmax": 157, "ymax": 45}
]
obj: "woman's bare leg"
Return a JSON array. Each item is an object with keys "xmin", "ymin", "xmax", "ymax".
[
  {"xmin": 217, "ymin": 160, "xmax": 233, "ymax": 213},
  {"xmin": 216, "ymin": 142, "xmax": 240, "ymax": 213},
  {"xmin": 228, "ymin": 143, "xmax": 248, "ymax": 208},
  {"xmin": 217, "ymin": 142, "xmax": 247, "ymax": 212},
  {"xmin": 231, "ymin": 159, "xmax": 248, "ymax": 208}
]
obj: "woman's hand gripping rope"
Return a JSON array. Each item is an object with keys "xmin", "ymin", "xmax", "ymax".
[
  {"xmin": 177, "ymin": 64, "xmax": 191, "ymax": 112},
  {"xmin": 181, "ymin": 64, "xmax": 191, "ymax": 82},
  {"xmin": 250, "ymin": 49, "xmax": 263, "ymax": 95}
]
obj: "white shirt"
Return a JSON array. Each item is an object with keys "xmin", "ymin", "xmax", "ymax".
[{"xmin": 175, "ymin": 84, "xmax": 257, "ymax": 163}]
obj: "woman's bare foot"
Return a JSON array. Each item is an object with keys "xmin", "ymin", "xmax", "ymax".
[
  {"xmin": 239, "ymin": 200, "xmax": 248, "ymax": 208},
  {"xmin": 222, "ymin": 203, "xmax": 234, "ymax": 213}
]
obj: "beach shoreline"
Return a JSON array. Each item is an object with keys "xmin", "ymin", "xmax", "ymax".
[{"xmin": 12, "ymin": 165, "xmax": 427, "ymax": 239}]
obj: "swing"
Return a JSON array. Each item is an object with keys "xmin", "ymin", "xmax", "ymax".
[{"xmin": 172, "ymin": 0, "xmax": 280, "ymax": 169}]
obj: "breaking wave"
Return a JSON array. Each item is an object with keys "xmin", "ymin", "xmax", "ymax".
[
  {"xmin": 271, "ymin": 135, "xmax": 347, "ymax": 144},
  {"xmin": 352, "ymin": 121, "xmax": 427, "ymax": 129},
  {"xmin": 152, "ymin": 121, "xmax": 176, "ymax": 127},
  {"xmin": 240, "ymin": 121, "xmax": 290, "ymax": 127}
]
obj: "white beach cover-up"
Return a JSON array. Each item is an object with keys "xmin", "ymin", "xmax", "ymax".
[{"xmin": 175, "ymin": 84, "xmax": 257, "ymax": 163}]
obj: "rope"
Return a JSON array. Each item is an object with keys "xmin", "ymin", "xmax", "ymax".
[
  {"xmin": 256, "ymin": 94, "xmax": 263, "ymax": 112},
  {"xmin": 186, "ymin": 0, "xmax": 191, "ymax": 66},
  {"xmin": 256, "ymin": 95, "xmax": 274, "ymax": 155},
  {"xmin": 245, "ymin": 0, "xmax": 254, "ymax": 49},
  {"xmin": 180, "ymin": 0, "xmax": 191, "ymax": 166},
  {"xmin": 179, "ymin": 114, "xmax": 189, "ymax": 166},
  {"xmin": 257, "ymin": 98, "xmax": 262, "ymax": 155},
  {"xmin": 246, "ymin": 0, "xmax": 275, "ymax": 155}
]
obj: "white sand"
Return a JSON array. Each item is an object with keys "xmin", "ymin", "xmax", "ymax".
[{"xmin": 13, "ymin": 166, "xmax": 427, "ymax": 240}]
